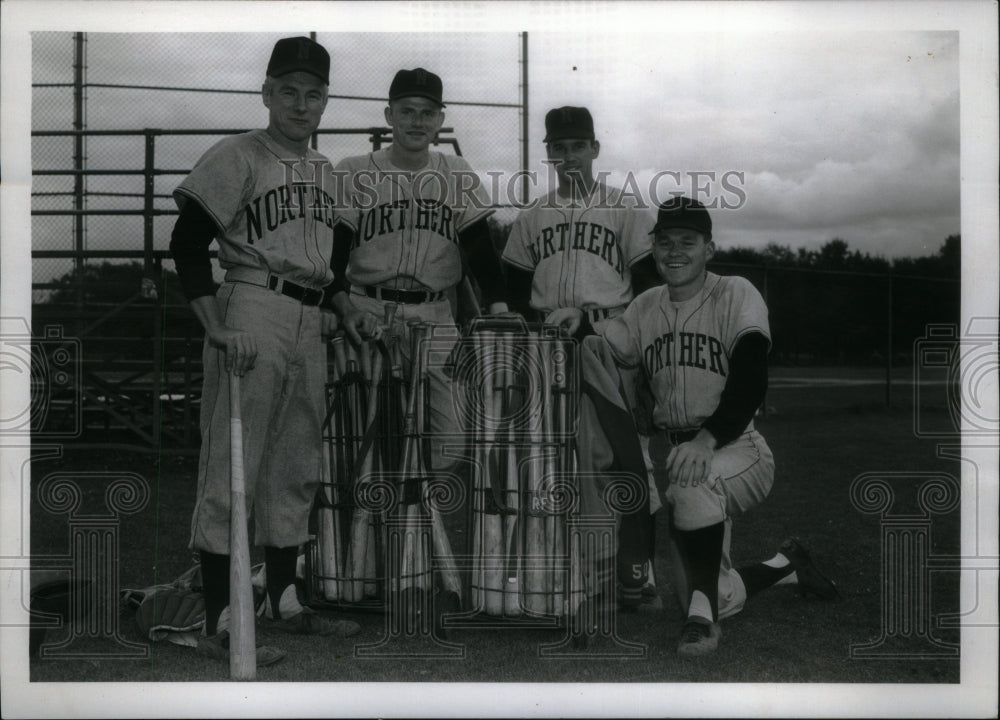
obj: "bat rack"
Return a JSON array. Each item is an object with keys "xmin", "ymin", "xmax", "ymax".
[{"xmin": 304, "ymin": 319, "xmax": 614, "ymax": 642}]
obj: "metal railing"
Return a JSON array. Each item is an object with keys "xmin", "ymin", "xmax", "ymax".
[{"xmin": 30, "ymin": 126, "xmax": 462, "ymax": 453}]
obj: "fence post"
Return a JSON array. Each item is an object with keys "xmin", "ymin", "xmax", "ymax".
[{"xmin": 145, "ymin": 131, "xmax": 163, "ymax": 445}]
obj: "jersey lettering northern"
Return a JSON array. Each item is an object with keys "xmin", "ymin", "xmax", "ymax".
[
  {"xmin": 603, "ymin": 272, "xmax": 771, "ymax": 431},
  {"xmin": 173, "ymin": 129, "xmax": 336, "ymax": 289},
  {"xmin": 501, "ymin": 186, "xmax": 654, "ymax": 313},
  {"xmin": 333, "ymin": 148, "xmax": 493, "ymax": 292}
]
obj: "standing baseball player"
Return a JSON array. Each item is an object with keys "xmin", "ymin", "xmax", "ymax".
[
  {"xmin": 560, "ymin": 196, "xmax": 838, "ymax": 656},
  {"xmin": 502, "ymin": 106, "xmax": 659, "ymax": 330},
  {"xmin": 501, "ymin": 105, "xmax": 661, "ymax": 608},
  {"xmin": 169, "ymin": 36, "xmax": 360, "ymax": 666},
  {"xmin": 329, "ymin": 67, "xmax": 508, "ymax": 470}
]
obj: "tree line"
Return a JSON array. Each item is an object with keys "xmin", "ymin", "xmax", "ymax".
[{"xmin": 40, "ymin": 231, "xmax": 960, "ymax": 367}]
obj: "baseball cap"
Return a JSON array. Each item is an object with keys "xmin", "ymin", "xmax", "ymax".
[
  {"xmin": 543, "ymin": 106, "xmax": 595, "ymax": 143},
  {"xmin": 389, "ymin": 68, "xmax": 446, "ymax": 107},
  {"xmin": 651, "ymin": 196, "xmax": 713, "ymax": 237},
  {"xmin": 267, "ymin": 37, "xmax": 330, "ymax": 84}
]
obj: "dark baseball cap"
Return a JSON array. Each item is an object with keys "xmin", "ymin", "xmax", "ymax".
[
  {"xmin": 543, "ymin": 106, "xmax": 595, "ymax": 143},
  {"xmin": 267, "ymin": 36, "xmax": 330, "ymax": 84},
  {"xmin": 651, "ymin": 196, "xmax": 713, "ymax": 237},
  {"xmin": 389, "ymin": 68, "xmax": 445, "ymax": 107}
]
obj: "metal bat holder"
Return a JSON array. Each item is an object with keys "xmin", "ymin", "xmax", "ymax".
[
  {"xmin": 306, "ymin": 325, "xmax": 466, "ymax": 653},
  {"xmin": 443, "ymin": 317, "xmax": 602, "ymax": 637},
  {"xmin": 305, "ymin": 333, "xmax": 403, "ymax": 613}
]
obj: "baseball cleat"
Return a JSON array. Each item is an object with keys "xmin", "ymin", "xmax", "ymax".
[
  {"xmin": 676, "ymin": 619, "xmax": 721, "ymax": 657},
  {"xmin": 262, "ymin": 606, "xmax": 362, "ymax": 637},
  {"xmin": 780, "ymin": 538, "xmax": 841, "ymax": 600},
  {"xmin": 196, "ymin": 630, "xmax": 286, "ymax": 667}
]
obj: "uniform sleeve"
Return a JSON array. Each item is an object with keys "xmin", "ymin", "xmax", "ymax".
[
  {"xmin": 726, "ymin": 277, "xmax": 772, "ymax": 353},
  {"xmin": 172, "ymin": 137, "xmax": 251, "ymax": 233},
  {"xmin": 449, "ymin": 155, "xmax": 495, "ymax": 231},
  {"xmin": 620, "ymin": 200, "xmax": 655, "ymax": 267},
  {"xmin": 500, "ymin": 211, "xmax": 536, "ymax": 271},
  {"xmin": 600, "ymin": 297, "xmax": 646, "ymax": 370}
]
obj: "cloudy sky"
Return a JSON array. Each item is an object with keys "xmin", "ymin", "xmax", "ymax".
[{"xmin": 22, "ymin": 6, "xmax": 967, "ymax": 262}]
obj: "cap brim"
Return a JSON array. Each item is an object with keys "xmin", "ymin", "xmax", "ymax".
[
  {"xmin": 649, "ymin": 224, "xmax": 710, "ymax": 235},
  {"xmin": 269, "ymin": 66, "xmax": 329, "ymax": 84},
  {"xmin": 389, "ymin": 92, "xmax": 446, "ymax": 108},
  {"xmin": 543, "ymin": 133, "xmax": 595, "ymax": 143}
]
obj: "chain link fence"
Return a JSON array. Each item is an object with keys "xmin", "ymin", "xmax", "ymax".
[
  {"xmin": 31, "ymin": 31, "xmax": 525, "ymax": 302},
  {"xmin": 29, "ymin": 31, "xmax": 525, "ymax": 450}
]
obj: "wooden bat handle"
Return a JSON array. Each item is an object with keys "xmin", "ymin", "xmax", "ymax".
[{"xmin": 228, "ymin": 372, "xmax": 256, "ymax": 680}]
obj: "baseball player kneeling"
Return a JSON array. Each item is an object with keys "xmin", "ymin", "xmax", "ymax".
[
  {"xmin": 170, "ymin": 37, "xmax": 361, "ymax": 667},
  {"xmin": 562, "ymin": 196, "xmax": 839, "ymax": 656}
]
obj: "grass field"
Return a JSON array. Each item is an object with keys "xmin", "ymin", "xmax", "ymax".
[{"xmin": 26, "ymin": 370, "xmax": 964, "ymax": 685}]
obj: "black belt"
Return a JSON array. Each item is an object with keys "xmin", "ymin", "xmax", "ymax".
[
  {"xmin": 660, "ymin": 428, "xmax": 700, "ymax": 445},
  {"xmin": 266, "ymin": 276, "xmax": 324, "ymax": 306},
  {"xmin": 361, "ymin": 286, "xmax": 445, "ymax": 304},
  {"xmin": 586, "ymin": 307, "xmax": 613, "ymax": 322}
]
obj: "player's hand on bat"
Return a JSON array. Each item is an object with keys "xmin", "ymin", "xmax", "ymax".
[
  {"xmin": 665, "ymin": 432, "xmax": 717, "ymax": 488},
  {"xmin": 342, "ymin": 307, "xmax": 381, "ymax": 345},
  {"xmin": 320, "ymin": 309, "xmax": 340, "ymax": 341},
  {"xmin": 208, "ymin": 326, "xmax": 258, "ymax": 377},
  {"xmin": 545, "ymin": 307, "xmax": 583, "ymax": 335}
]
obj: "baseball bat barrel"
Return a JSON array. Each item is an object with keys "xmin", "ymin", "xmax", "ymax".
[
  {"xmin": 345, "ymin": 348, "xmax": 385, "ymax": 602},
  {"xmin": 317, "ymin": 437, "xmax": 341, "ymax": 600},
  {"xmin": 523, "ymin": 331, "xmax": 548, "ymax": 615},
  {"xmin": 228, "ymin": 372, "xmax": 256, "ymax": 680},
  {"xmin": 404, "ymin": 323, "xmax": 435, "ymax": 596},
  {"xmin": 480, "ymin": 330, "xmax": 504, "ymax": 616},
  {"xmin": 538, "ymin": 332, "xmax": 563, "ymax": 615},
  {"xmin": 500, "ymin": 332, "xmax": 522, "ymax": 617},
  {"xmin": 359, "ymin": 338, "xmax": 378, "ymax": 599}
]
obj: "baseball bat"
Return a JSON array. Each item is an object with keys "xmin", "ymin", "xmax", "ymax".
[
  {"xmin": 523, "ymin": 332, "xmax": 548, "ymax": 615},
  {"xmin": 539, "ymin": 332, "xmax": 563, "ymax": 616},
  {"xmin": 499, "ymin": 332, "xmax": 522, "ymax": 617},
  {"xmin": 228, "ymin": 372, "xmax": 255, "ymax": 680},
  {"xmin": 317, "ymin": 430, "xmax": 341, "ymax": 601},
  {"xmin": 401, "ymin": 323, "xmax": 434, "ymax": 598},
  {"xmin": 480, "ymin": 330, "xmax": 504, "ymax": 616},
  {"xmin": 345, "ymin": 346, "xmax": 384, "ymax": 602},
  {"xmin": 359, "ymin": 340, "xmax": 379, "ymax": 599},
  {"xmin": 550, "ymin": 333, "xmax": 571, "ymax": 617},
  {"xmin": 316, "ymin": 351, "xmax": 343, "ymax": 601}
]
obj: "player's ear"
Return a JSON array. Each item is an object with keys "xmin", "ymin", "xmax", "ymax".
[
  {"xmin": 261, "ymin": 80, "xmax": 272, "ymax": 109},
  {"xmin": 705, "ymin": 237, "xmax": 716, "ymax": 261},
  {"xmin": 591, "ymin": 140, "xmax": 601, "ymax": 157},
  {"xmin": 384, "ymin": 105, "xmax": 393, "ymax": 126}
]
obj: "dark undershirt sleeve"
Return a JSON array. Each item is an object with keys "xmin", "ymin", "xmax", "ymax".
[
  {"xmin": 629, "ymin": 255, "xmax": 661, "ymax": 296},
  {"xmin": 169, "ymin": 200, "xmax": 220, "ymax": 302},
  {"xmin": 702, "ymin": 331, "xmax": 769, "ymax": 448},
  {"xmin": 459, "ymin": 218, "xmax": 506, "ymax": 307},
  {"xmin": 503, "ymin": 264, "xmax": 535, "ymax": 318},
  {"xmin": 329, "ymin": 222, "xmax": 354, "ymax": 300}
]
